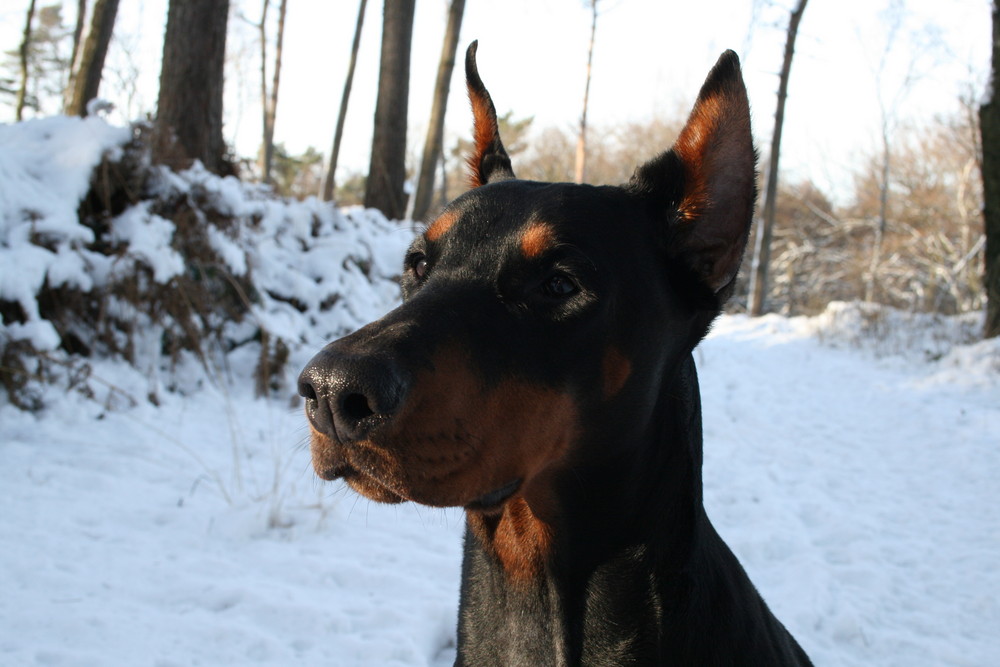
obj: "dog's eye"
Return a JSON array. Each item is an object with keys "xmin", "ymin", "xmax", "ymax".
[
  {"xmin": 542, "ymin": 273, "xmax": 579, "ymax": 298},
  {"xmin": 408, "ymin": 253, "xmax": 429, "ymax": 280}
]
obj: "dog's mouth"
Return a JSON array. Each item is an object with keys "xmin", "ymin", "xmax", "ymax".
[
  {"xmin": 311, "ymin": 429, "xmax": 524, "ymax": 510},
  {"xmin": 310, "ymin": 433, "xmax": 407, "ymax": 503},
  {"xmin": 314, "ymin": 460, "xmax": 350, "ymax": 482}
]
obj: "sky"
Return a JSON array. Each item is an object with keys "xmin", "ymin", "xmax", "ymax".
[{"xmin": 1, "ymin": 0, "xmax": 992, "ymax": 202}]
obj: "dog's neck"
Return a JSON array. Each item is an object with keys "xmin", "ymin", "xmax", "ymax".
[{"xmin": 457, "ymin": 353, "xmax": 712, "ymax": 665}]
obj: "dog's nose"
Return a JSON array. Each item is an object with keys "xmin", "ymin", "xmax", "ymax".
[{"xmin": 297, "ymin": 347, "xmax": 408, "ymax": 442}]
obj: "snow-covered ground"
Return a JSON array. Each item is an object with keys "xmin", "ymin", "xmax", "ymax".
[
  {"xmin": 2, "ymin": 310, "xmax": 998, "ymax": 666},
  {"xmin": 2, "ymin": 115, "xmax": 999, "ymax": 666}
]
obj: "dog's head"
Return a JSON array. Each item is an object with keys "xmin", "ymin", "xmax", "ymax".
[{"xmin": 299, "ymin": 42, "xmax": 756, "ymax": 513}]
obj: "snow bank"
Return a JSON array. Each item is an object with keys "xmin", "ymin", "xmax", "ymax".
[
  {"xmin": 0, "ymin": 116, "xmax": 129, "ymax": 347},
  {"xmin": 808, "ymin": 301, "xmax": 984, "ymax": 361},
  {"xmin": 0, "ymin": 116, "xmax": 416, "ymax": 408}
]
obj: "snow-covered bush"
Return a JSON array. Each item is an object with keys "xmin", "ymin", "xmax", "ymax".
[{"xmin": 0, "ymin": 116, "xmax": 414, "ymax": 410}]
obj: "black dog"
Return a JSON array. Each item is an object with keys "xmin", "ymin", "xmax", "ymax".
[{"xmin": 299, "ymin": 42, "xmax": 813, "ymax": 666}]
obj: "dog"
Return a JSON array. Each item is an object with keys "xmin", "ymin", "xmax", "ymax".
[{"xmin": 298, "ymin": 41, "xmax": 813, "ymax": 666}]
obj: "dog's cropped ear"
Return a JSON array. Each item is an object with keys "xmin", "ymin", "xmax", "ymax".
[
  {"xmin": 465, "ymin": 41, "xmax": 516, "ymax": 188},
  {"xmin": 628, "ymin": 50, "xmax": 757, "ymax": 298}
]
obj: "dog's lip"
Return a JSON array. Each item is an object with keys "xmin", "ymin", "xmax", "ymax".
[
  {"xmin": 465, "ymin": 478, "xmax": 522, "ymax": 512},
  {"xmin": 316, "ymin": 462, "xmax": 355, "ymax": 481}
]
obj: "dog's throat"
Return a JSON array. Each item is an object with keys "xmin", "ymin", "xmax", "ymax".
[
  {"xmin": 466, "ymin": 478, "xmax": 522, "ymax": 512},
  {"xmin": 467, "ymin": 494, "xmax": 554, "ymax": 584}
]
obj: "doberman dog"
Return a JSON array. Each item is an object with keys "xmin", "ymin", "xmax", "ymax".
[{"xmin": 298, "ymin": 42, "xmax": 813, "ymax": 666}]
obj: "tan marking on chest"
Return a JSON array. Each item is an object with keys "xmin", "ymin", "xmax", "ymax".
[{"xmin": 469, "ymin": 494, "xmax": 555, "ymax": 584}]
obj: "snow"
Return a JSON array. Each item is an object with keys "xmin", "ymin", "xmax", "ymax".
[
  {"xmin": 1, "ymin": 116, "xmax": 128, "ymax": 348},
  {"xmin": 111, "ymin": 201, "xmax": 185, "ymax": 283},
  {"xmin": 0, "ymin": 116, "xmax": 126, "ymax": 247},
  {"xmin": 2, "ymin": 115, "xmax": 999, "ymax": 665},
  {"xmin": 699, "ymin": 314, "xmax": 1000, "ymax": 665}
]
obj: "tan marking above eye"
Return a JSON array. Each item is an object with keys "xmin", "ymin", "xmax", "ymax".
[
  {"xmin": 520, "ymin": 222, "xmax": 557, "ymax": 259},
  {"xmin": 426, "ymin": 210, "xmax": 459, "ymax": 241}
]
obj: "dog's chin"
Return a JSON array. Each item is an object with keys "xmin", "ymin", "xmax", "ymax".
[
  {"xmin": 343, "ymin": 471, "xmax": 521, "ymax": 511},
  {"xmin": 327, "ymin": 462, "xmax": 523, "ymax": 512},
  {"xmin": 312, "ymin": 463, "xmax": 404, "ymax": 506},
  {"xmin": 344, "ymin": 472, "xmax": 406, "ymax": 504}
]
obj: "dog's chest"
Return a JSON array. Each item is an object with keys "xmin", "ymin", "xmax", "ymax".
[{"xmin": 458, "ymin": 542, "xmax": 666, "ymax": 666}]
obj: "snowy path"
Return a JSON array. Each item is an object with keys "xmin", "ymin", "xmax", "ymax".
[
  {"xmin": 700, "ymin": 315, "xmax": 1000, "ymax": 666},
  {"xmin": 1, "ymin": 314, "xmax": 998, "ymax": 666}
]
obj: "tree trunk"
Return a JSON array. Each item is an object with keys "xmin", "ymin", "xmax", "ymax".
[
  {"xmin": 438, "ymin": 150, "xmax": 448, "ymax": 209},
  {"xmin": 268, "ymin": 0, "xmax": 288, "ymax": 177},
  {"xmin": 15, "ymin": 0, "xmax": 37, "ymax": 121},
  {"xmin": 982, "ymin": 1, "xmax": 1000, "ymax": 338},
  {"xmin": 259, "ymin": 0, "xmax": 287, "ymax": 184},
  {"xmin": 865, "ymin": 121, "xmax": 891, "ymax": 302},
  {"xmin": 864, "ymin": 5, "xmax": 909, "ymax": 305},
  {"xmin": 259, "ymin": 0, "xmax": 270, "ymax": 179},
  {"xmin": 574, "ymin": 0, "xmax": 598, "ymax": 184},
  {"xmin": 320, "ymin": 0, "xmax": 368, "ymax": 202},
  {"xmin": 364, "ymin": 0, "xmax": 416, "ymax": 220},
  {"xmin": 155, "ymin": 0, "xmax": 231, "ymax": 175},
  {"xmin": 63, "ymin": 0, "xmax": 120, "ymax": 117},
  {"xmin": 747, "ymin": 0, "xmax": 808, "ymax": 316},
  {"xmin": 68, "ymin": 0, "xmax": 87, "ymax": 82},
  {"xmin": 411, "ymin": 0, "xmax": 466, "ymax": 222}
]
